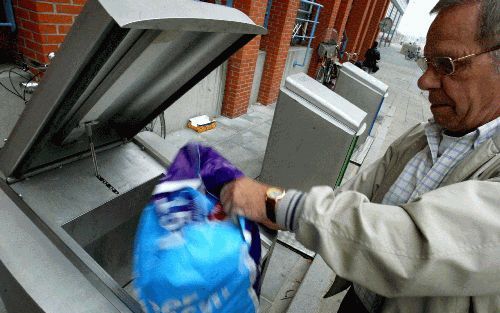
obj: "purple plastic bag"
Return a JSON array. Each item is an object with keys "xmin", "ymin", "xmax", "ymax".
[{"xmin": 134, "ymin": 142, "xmax": 261, "ymax": 313}]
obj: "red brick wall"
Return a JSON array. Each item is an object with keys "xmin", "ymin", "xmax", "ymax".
[
  {"xmin": 13, "ymin": 0, "xmax": 85, "ymax": 65},
  {"xmin": 359, "ymin": 0, "xmax": 391, "ymax": 61},
  {"xmin": 307, "ymin": 0, "xmax": 342, "ymax": 78},
  {"xmin": 221, "ymin": 0, "xmax": 268, "ymax": 118},
  {"xmin": 344, "ymin": 0, "xmax": 371, "ymax": 56},
  {"xmin": 334, "ymin": 0, "xmax": 354, "ymax": 39},
  {"xmin": 257, "ymin": 0, "xmax": 300, "ymax": 105},
  {"xmin": 372, "ymin": 0, "xmax": 392, "ymax": 47},
  {"xmin": 356, "ymin": 0, "xmax": 377, "ymax": 55}
]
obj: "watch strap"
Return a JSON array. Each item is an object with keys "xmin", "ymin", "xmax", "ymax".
[{"xmin": 265, "ymin": 199, "xmax": 277, "ymax": 223}]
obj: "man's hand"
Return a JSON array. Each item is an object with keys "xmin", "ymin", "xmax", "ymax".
[{"xmin": 220, "ymin": 177, "xmax": 282, "ymax": 230}]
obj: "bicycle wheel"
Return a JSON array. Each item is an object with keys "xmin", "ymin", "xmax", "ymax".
[
  {"xmin": 316, "ymin": 66, "xmax": 326, "ymax": 83},
  {"xmin": 329, "ymin": 63, "xmax": 340, "ymax": 89},
  {"xmin": 324, "ymin": 65, "xmax": 332, "ymax": 84}
]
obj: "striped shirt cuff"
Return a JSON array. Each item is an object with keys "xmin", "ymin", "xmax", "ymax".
[{"xmin": 276, "ymin": 190, "xmax": 306, "ymax": 231}]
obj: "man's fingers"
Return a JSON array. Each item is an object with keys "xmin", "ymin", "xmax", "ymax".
[{"xmin": 220, "ymin": 184, "xmax": 235, "ymax": 211}]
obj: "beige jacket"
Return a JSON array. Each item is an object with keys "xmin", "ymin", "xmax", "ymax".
[{"xmin": 277, "ymin": 124, "xmax": 500, "ymax": 313}]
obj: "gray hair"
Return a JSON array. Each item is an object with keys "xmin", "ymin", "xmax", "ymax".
[{"xmin": 430, "ymin": 0, "xmax": 499, "ymax": 47}]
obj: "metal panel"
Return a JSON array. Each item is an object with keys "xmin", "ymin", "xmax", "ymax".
[
  {"xmin": 280, "ymin": 46, "xmax": 312, "ymax": 87},
  {"xmin": 7, "ymin": 142, "xmax": 164, "ymax": 310},
  {"xmin": 63, "ymin": 177, "xmax": 158, "ymax": 286},
  {"xmin": 260, "ymin": 88, "xmax": 359, "ymax": 191},
  {"xmin": 99, "ymin": 0, "xmax": 267, "ymax": 34},
  {"xmin": 334, "ymin": 71, "xmax": 385, "ymax": 143},
  {"xmin": 10, "ymin": 142, "xmax": 163, "ymax": 227},
  {"xmin": 0, "ymin": 182, "xmax": 134, "ymax": 313},
  {"xmin": 250, "ymin": 50, "xmax": 266, "ymax": 106},
  {"xmin": 285, "ymin": 73, "xmax": 367, "ymax": 132},
  {"xmin": 340, "ymin": 62, "xmax": 388, "ymax": 95},
  {"xmin": 161, "ymin": 63, "xmax": 226, "ymax": 134}
]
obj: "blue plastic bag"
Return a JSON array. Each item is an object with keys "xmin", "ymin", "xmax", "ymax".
[{"xmin": 134, "ymin": 143, "xmax": 261, "ymax": 313}]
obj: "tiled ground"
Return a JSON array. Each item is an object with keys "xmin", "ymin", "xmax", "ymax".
[{"xmin": 162, "ymin": 104, "xmax": 275, "ymax": 179}]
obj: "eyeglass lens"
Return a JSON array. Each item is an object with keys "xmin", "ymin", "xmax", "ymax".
[
  {"xmin": 416, "ymin": 57, "xmax": 454, "ymax": 75},
  {"xmin": 417, "ymin": 57, "xmax": 428, "ymax": 72},
  {"xmin": 434, "ymin": 57, "xmax": 454, "ymax": 75}
]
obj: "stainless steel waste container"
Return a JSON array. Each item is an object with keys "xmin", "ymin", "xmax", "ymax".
[
  {"xmin": 334, "ymin": 62, "xmax": 388, "ymax": 145},
  {"xmin": 260, "ymin": 73, "xmax": 367, "ymax": 191},
  {"xmin": 0, "ymin": 1, "xmax": 266, "ymax": 312}
]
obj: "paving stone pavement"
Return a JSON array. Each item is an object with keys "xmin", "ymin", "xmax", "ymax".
[{"xmin": 161, "ymin": 103, "xmax": 275, "ymax": 179}]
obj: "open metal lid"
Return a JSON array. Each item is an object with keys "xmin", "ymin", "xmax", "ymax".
[{"xmin": 0, "ymin": 0, "xmax": 266, "ymax": 179}]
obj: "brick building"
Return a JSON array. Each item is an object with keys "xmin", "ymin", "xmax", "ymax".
[{"xmin": 2, "ymin": 0, "xmax": 407, "ymax": 122}]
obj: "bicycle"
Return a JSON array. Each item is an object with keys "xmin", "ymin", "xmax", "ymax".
[
  {"xmin": 344, "ymin": 51, "xmax": 359, "ymax": 63},
  {"xmin": 405, "ymin": 49, "xmax": 420, "ymax": 61},
  {"xmin": 315, "ymin": 42, "xmax": 341, "ymax": 88}
]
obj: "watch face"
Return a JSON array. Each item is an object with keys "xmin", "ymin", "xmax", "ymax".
[{"xmin": 267, "ymin": 187, "xmax": 284, "ymax": 199}]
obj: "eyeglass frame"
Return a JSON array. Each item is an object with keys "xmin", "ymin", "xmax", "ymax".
[{"xmin": 417, "ymin": 44, "xmax": 500, "ymax": 76}]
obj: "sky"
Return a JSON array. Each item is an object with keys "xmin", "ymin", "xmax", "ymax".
[{"xmin": 397, "ymin": 0, "xmax": 439, "ymax": 39}]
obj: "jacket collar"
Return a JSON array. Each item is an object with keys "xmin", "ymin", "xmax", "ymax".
[{"xmin": 443, "ymin": 133, "xmax": 500, "ymax": 185}]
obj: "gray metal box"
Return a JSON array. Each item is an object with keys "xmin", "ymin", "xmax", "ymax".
[
  {"xmin": 260, "ymin": 73, "xmax": 367, "ymax": 191},
  {"xmin": 334, "ymin": 62, "xmax": 388, "ymax": 144}
]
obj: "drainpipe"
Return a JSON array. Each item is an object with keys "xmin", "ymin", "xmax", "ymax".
[
  {"xmin": 293, "ymin": 0, "xmax": 323, "ymax": 67},
  {"xmin": 0, "ymin": 0, "xmax": 16, "ymax": 32}
]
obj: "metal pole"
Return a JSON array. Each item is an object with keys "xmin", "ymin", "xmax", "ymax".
[
  {"xmin": 264, "ymin": 0, "xmax": 273, "ymax": 29},
  {"xmin": 294, "ymin": 1, "xmax": 323, "ymax": 67},
  {"xmin": 1, "ymin": 0, "xmax": 17, "ymax": 32},
  {"xmin": 383, "ymin": 3, "xmax": 396, "ymax": 47},
  {"xmin": 387, "ymin": 11, "xmax": 402, "ymax": 46}
]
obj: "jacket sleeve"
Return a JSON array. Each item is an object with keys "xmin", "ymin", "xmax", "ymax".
[{"xmin": 277, "ymin": 179, "xmax": 500, "ymax": 298}]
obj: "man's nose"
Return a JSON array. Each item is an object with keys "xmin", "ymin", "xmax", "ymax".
[{"xmin": 417, "ymin": 66, "xmax": 441, "ymax": 91}]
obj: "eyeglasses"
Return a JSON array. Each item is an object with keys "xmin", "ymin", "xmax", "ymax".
[{"xmin": 417, "ymin": 45, "xmax": 500, "ymax": 75}]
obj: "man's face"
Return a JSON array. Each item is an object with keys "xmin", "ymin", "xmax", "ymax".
[{"xmin": 417, "ymin": 4, "xmax": 500, "ymax": 133}]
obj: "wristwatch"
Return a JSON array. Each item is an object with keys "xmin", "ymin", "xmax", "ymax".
[{"xmin": 265, "ymin": 187, "xmax": 286, "ymax": 223}]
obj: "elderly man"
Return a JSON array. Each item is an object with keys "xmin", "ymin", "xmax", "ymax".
[{"xmin": 221, "ymin": 0, "xmax": 500, "ymax": 312}]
